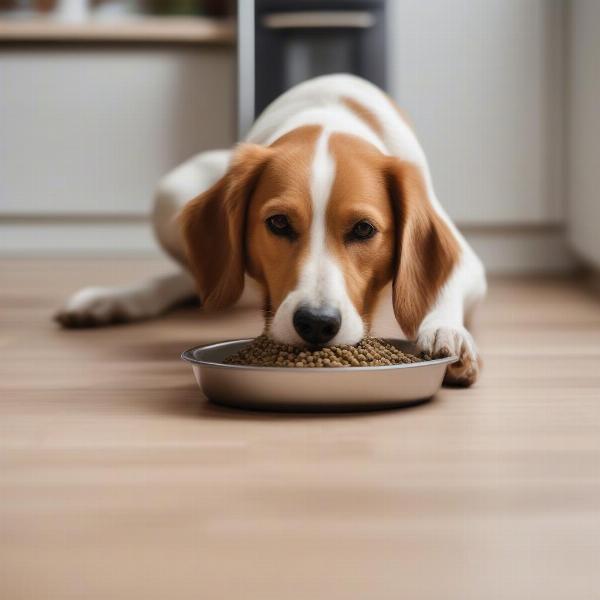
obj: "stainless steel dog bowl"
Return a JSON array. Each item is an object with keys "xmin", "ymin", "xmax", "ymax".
[{"xmin": 181, "ymin": 338, "xmax": 457, "ymax": 411}]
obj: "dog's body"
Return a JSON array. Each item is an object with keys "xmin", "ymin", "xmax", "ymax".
[{"xmin": 57, "ymin": 74, "xmax": 486, "ymax": 385}]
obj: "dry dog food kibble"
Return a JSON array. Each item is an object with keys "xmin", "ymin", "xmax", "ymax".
[{"xmin": 224, "ymin": 335, "xmax": 428, "ymax": 368}]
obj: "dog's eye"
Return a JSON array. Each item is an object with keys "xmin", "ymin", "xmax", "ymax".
[
  {"xmin": 266, "ymin": 214, "xmax": 296, "ymax": 239},
  {"xmin": 348, "ymin": 220, "xmax": 377, "ymax": 241}
]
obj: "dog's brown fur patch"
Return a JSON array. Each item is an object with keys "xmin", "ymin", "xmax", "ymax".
[
  {"xmin": 245, "ymin": 126, "xmax": 321, "ymax": 314},
  {"xmin": 386, "ymin": 160, "xmax": 461, "ymax": 338},
  {"xmin": 342, "ymin": 97, "xmax": 384, "ymax": 138},
  {"xmin": 326, "ymin": 133, "xmax": 395, "ymax": 329}
]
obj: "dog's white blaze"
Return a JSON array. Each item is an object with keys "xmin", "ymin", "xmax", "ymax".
[
  {"xmin": 269, "ymin": 130, "xmax": 365, "ymax": 346},
  {"xmin": 305, "ymin": 131, "xmax": 336, "ymax": 303}
]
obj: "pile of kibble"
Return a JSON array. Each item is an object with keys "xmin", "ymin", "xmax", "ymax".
[{"xmin": 223, "ymin": 335, "xmax": 427, "ymax": 368}]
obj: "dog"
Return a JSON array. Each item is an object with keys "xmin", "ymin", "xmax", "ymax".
[{"xmin": 56, "ymin": 74, "xmax": 486, "ymax": 386}]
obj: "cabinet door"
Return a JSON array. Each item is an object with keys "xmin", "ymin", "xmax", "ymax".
[
  {"xmin": 388, "ymin": 0, "xmax": 564, "ymax": 225},
  {"xmin": 0, "ymin": 47, "xmax": 234, "ymax": 216}
]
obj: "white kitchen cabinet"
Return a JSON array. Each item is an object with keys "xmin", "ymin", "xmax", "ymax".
[
  {"xmin": 0, "ymin": 44, "xmax": 234, "ymax": 216},
  {"xmin": 387, "ymin": 0, "xmax": 564, "ymax": 225}
]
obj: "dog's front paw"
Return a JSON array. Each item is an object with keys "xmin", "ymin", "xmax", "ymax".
[
  {"xmin": 54, "ymin": 287, "xmax": 147, "ymax": 328},
  {"xmin": 417, "ymin": 325, "xmax": 481, "ymax": 387}
]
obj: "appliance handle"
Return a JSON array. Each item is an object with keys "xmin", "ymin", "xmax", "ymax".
[{"xmin": 262, "ymin": 11, "xmax": 376, "ymax": 30}]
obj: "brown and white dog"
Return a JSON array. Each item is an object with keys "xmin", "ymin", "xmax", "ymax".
[{"xmin": 56, "ymin": 74, "xmax": 486, "ymax": 386}]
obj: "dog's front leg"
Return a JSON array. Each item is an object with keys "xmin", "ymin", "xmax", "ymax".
[
  {"xmin": 416, "ymin": 269, "xmax": 485, "ymax": 387},
  {"xmin": 55, "ymin": 270, "xmax": 195, "ymax": 328}
]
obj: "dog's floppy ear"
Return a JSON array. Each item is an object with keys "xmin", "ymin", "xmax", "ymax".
[
  {"xmin": 386, "ymin": 159, "xmax": 460, "ymax": 338},
  {"xmin": 180, "ymin": 144, "xmax": 272, "ymax": 309}
]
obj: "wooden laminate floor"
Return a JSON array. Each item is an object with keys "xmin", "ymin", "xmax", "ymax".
[{"xmin": 1, "ymin": 258, "xmax": 599, "ymax": 600}]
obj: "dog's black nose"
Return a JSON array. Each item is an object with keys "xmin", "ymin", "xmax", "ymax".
[{"xmin": 293, "ymin": 306, "xmax": 341, "ymax": 346}]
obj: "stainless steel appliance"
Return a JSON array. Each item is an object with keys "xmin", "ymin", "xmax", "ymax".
[{"xmin": 238, "ymin": 0, "xmax": 387, "ymax": 136}]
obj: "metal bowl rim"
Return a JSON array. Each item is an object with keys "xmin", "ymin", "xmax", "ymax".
[{"xmin": 181, "ymin": 338, "xmax": 458, "ymax": 373}]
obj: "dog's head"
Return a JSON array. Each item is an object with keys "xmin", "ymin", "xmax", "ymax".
[{"xmin": 181, "ymin": 126, "xmax": 459, "ymax": 345}]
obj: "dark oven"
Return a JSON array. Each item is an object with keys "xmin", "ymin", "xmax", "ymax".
[{"xmin": 238, "ymin": 0, "xmax": 387, "ymax": 135}]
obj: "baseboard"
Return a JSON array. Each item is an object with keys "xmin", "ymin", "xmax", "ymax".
[
  {"xmin": 0, "ymin": 219, "xmax": 577, "ymax": 274},
  {"xmin": 461, "ymin": 226, "xmax": 577, "ymax": 274},
  {"xmin": 0, "ymin": 219, "xmax": 161, "ymax": 257}
]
